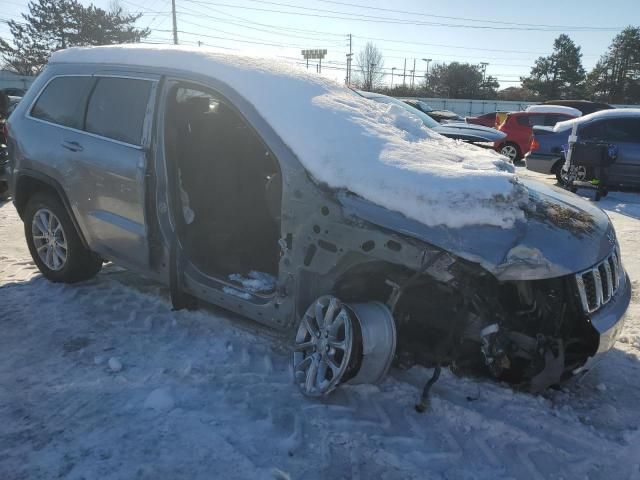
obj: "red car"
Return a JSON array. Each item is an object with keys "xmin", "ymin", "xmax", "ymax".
[
  {"xmin": 466, "ymin": 112, "xmax": 499, "ymax": 128},
  {"xmin": 494, "ymin": 111, "xmax": 575, "ymax": 162}
]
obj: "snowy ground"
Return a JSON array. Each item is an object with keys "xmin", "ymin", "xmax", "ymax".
[{"xmin": 1, "ymin": 168, "xmax": 640, "ymax": 479}]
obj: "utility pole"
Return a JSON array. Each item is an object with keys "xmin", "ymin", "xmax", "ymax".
[
  {"xmin": 171, "ymin": 0, "xmax": 178, "ymax": 45},
  {"xmin": 346, "ymin": 34, "xmax": 353, "ymax": 85},
  {"xmin": 369, "ymin": 63, "xmax": 377, "ymax": 91},
  {"xmin": 391, "ymin": 67, "xmax": 396, "ymax": 88},
  {"xmin": 402, "ymin": 58, "xmax": 406, "ymax": 87},
  {"xmin": 411, "ymin": 58, "xmax": 416, "ymax": 89},
  {"xmin": 480, "ymin": 62, "xmax": 489, "ymax": 98}
]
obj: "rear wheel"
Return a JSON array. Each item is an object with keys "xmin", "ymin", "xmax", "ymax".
[
  {"xmin": 24, "ymin": 192, "xmax": 102, "ymax": 283},
  {"xmin": 556, "ymin": 163, "xmax": 588, "ymax": 186},
  {"xmin": 499, "ymin": 143, "xmax": 520, "ymax": 163}
]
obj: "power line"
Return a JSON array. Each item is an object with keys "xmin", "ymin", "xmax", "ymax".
[
  {"xmin": 183, "ymin": 0, "xmax": 623, "ymax": 31},
  {"xmin": 176, "ymin": 15, "xmax": 345, "ymax": 48},
  {"xmin": 154, "ymin": 28, "xmax": 345, "ymax": 51},
  {"xmin": 176, "ymin": 1, "xmax": 602, "ymax": 58},
  {"xmin": 316, "ymin": 0, "xmax": 622, "ymax": 31},
  {"xmin": 176, "ymin": 5, "xmax": 345, "ymax": 43},
  {"xmin": 179, "ymin": 1, "xmax": 344, "ymax": 37}
]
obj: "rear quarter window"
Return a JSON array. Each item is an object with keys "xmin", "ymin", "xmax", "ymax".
[
  {"xmin": 30, "ymin": 76, "xmax": 95, "ymax": 129},
  {"xmin": 85, "ymin": 77, "xmax": 153, "ymax": 145}
]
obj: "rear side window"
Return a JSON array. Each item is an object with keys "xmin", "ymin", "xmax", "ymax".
[
  {"xmin": 581, "ymin": 118, "xmax": 640, "ymax": 142},
  {"xmin": 602, "ymin": 118, "xmax": 640, "ymax": 142},
  {"xmin": 544, "ymin": 114, "xmax": 570, "ymax": 127},
  {"xmin": 85, "ymin": 77, "xmax": 152, "ymax": 145},
  {"xmin": 580, "ymin": 121, "xmax": 607, "ymax": 141},
  {"xmin": 31, "ymin": 76, "xmax": 94, "ymax": 129},
  {"xmin": 527, "ymin": 115, "xmax": 546, "ymax": 127},
  {"xmin": 515, "ymin": 114, "xmax": 544, "ymax": 126}
]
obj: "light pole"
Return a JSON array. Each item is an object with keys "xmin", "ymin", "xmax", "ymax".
[
  {"xmin": 391, "ymin": 67, "xmax": 396, "ymax": 88},
  {"xmin": 422, "ymin": 58, "xmax": 432, "ymax": 89}
]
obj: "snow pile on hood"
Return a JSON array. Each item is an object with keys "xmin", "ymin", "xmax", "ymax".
[
  {"xmin": 554, "ymin": 108, "xmax": 640, "ymax": 132},
  {"xmin": 52, "ymin": 45, "xmax": 528, "ymax": 229}
]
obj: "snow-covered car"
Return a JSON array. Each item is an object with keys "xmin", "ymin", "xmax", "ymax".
[
  {"xmin": 5, "ymin": 45, "xmax": 631, "ymax": 400},
  {"xmin": 402, "ymin": 99, "xmax": 463, "ymax": 123},
  {"xmin": 358, "ymin": 91, "xmax": 507, "ymax": 144}
]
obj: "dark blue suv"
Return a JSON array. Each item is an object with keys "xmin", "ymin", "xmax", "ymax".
[{"xmin": 526, "ymin": 110, "xmax": 640, "ymax": 187}]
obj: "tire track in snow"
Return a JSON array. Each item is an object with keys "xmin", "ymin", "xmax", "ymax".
[{"xmin": 0, "ymin": 199, "xmax": 634, "ymax": 479}]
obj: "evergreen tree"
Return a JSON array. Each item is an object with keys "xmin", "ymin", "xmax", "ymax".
[
  {"xmin": 586, "ymin": 26, "xmax": 640, "ymax": 104},
  {"xmin": 425, "ymin": 62, "xmax": 498, "ymax": 99},
  {"xmin": 521, "ymin": 34, "xmax": 586, "ymax": 100},
  {"xmin": 0, "ymin": 0, "xmax": 149, "ymax": 75}
]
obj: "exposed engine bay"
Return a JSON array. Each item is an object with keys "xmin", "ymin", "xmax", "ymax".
[{"xmin": 333, "ymin": 255, "xmax": 601, "ymax": 393}]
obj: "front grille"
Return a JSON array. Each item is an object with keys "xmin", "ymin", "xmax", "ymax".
[{"xmin": 575, "ymin": 248, "xmax": 622, "ymax": 313}]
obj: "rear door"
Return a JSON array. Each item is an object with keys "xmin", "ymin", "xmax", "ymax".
[
  {"xmin": 73, "ymin": 73, "xmax": 159, "ymax": 268},
  {"xmin": 600, "ymin": 118, "xmax": 640, "ymax": 186}
]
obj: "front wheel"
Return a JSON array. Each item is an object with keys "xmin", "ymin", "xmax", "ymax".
[{"xmin": 24, "ymin": 192, "xmax": 102, "ymax": 283}]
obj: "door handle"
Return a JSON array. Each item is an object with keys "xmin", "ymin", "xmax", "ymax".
[{"xmin": 61, "ymin": 140, "xmax": 83, "ymax": 152}]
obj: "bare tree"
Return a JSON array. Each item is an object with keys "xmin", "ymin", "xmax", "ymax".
[{"xmin": 356, "ymin": 42, "xmax": 384, "ymax": 91}]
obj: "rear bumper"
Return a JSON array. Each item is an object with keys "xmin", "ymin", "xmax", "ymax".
[
  {"xmin": 525, "ymin": 153, "xmax": 561, "ymax": 175},
  {"xmin": 578, "ymin": 271, "xmax": 631, "ymax": 372}
]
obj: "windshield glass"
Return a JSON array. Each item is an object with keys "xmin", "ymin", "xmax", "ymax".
[
  {"xmin": 417, "ymin": 100, "xmax": 434, "ymax": 112},
  {"xmin": 369, "ymin": 95, "xmax": 441, "ymax": 129}
]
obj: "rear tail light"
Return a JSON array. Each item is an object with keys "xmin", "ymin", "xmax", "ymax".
[{"xmin": 530, "ymin": 137, "xmax": 540, "ymax": 152}]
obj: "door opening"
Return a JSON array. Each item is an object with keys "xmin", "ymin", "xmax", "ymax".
[{"xmin": 164, "ymin": 84, "xmax": 281, "ymax": 290}]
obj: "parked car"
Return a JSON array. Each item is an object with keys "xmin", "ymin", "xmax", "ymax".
[
  {"xmin": 402, "ymin": 99, "xmax": 463, "ymax": 123},
  {"xmin": 526, "ymin": 105, "xmax": 582, "ymax": 117},
  {"xmin": 7, "ymin": 95, "xmax": 21, "ymax": 116},
  {"xmin": 360, "ymin": 91, "xmax": 506, "ymax": 143},
  {"xmin": 466, "ymin": 111, "xmax": 500, "ymax": 128},
  {"xmin": 0, "ymin": 133, "xmax": 8, "ymax": 200},
  {"xmin": 1, "ymin": 87, "xmax": 27, "ymax": 97},
  {"xmin": 0, "ymin": 97, "xmax": 11, "ymax": 200},
  {"xmin": 6, "ymin": 45, "xmax": 630, "ymax": 398},
  {"xmin": 494, "ymin": 111, "xmax": 577, "ymax": 162},
  {"xmin": 527, "ymin": 109, "xmax": 640, "ymax": 187},
  {"xmin": 541, "ymin": 100, "xmax": 614, "ymax": 116}
]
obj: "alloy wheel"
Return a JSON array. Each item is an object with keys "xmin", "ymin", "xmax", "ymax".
[
  {"xmin": 293, "ymin": 296, "xmax": 353, "ymax": 396},
  {"xmin": 31, "ymin": 208, "xmax": 67, "ymax": 271},
  {"xmin": 500, "ymin": 144, "xmax": 518, "ymax": 162}
]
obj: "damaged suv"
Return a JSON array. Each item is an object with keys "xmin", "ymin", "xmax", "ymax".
[{"xmin": 6, "ymin": 46, "xmax": 631, "ymax": 399}]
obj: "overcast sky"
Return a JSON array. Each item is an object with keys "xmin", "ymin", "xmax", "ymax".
[{"xmin": 1, "ymin": 0, "xmax": 638, "ymax": 88}]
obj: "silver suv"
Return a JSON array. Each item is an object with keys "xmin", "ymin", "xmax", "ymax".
[{"xmin": 6, "ymin": 46, "xmax": 631, "ymax": 399}]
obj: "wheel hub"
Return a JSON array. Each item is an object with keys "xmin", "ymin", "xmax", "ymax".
[
  {"xmin": 31, "ymin": 208, "xmax": 67, "ymax": 271},
  {"xmin": 293, "ymin": 296, "xmax": 396, "ymax": 397}
]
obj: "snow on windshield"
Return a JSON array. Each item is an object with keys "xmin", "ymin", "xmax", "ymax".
[{"xmin": 52, "ymin": 45, "xmax": 528, "ymax": 229}]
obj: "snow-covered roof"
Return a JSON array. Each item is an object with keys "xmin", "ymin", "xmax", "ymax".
[
  {"xmin": 553, "ymin": 108, "xmax": 640, "ymax": 132},
  {"xmin": 526, "ymin": 105, "xmax": 582, "ymax": 117},
  {"xmin": 51, "ymin": 45, "xmax": 527, "ymax": 229}
]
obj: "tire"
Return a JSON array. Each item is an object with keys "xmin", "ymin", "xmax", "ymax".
[
  {"xmin": 554, "ymin": 160, "xmax": 569, "ymax": 186},
  {"xmin": 24, "ymin": 191, "xmax": 102, "ymax": 283},
  {"xmin": 499, "ymin": 143, "xmax": 520, "ymax": 163}
]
